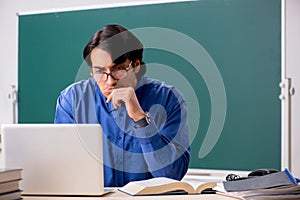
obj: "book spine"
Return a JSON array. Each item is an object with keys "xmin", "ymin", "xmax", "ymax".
[{"xmin": 284, "ymin": 168, "xmax": 297, "ymax": 184}]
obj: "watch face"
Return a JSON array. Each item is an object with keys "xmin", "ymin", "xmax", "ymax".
[{"xmin": 145, "ymin": 112, "xmax": 151, "ymax": 124}]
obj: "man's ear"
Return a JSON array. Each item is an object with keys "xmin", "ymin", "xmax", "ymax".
[{"xmin": 133, "ymin": 59, "xmax": 141, "ymax": 73}]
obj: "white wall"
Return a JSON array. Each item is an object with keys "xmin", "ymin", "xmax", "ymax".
[{"xmin": 286, "ymin": 0, "xmax": 300, "ymax": 178}]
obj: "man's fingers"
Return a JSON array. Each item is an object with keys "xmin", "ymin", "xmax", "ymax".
[
  {"xmin": 106, "ymin": 87, "xmax": 133, "ymax": 109},
  {"xmin": 107, "ymin": 91, "xmax": 124, "ymax": 109},
  {"xmin": 106, "ymin": 94, "xmax": 112, "ymax": 103},
  {"xmin": 112, "ymin": 96, "xmax": 120, "ymax": 107}
]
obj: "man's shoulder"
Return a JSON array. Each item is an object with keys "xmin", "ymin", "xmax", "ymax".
[
  {"xmin": 60, "ymin": 78, "xmax": 96, "ymax": 96},
  {"xmin": 137, "ymin": 76, "xmax": 185, "ymax": 101},
  {"xmin": 138, "ymin": 76, "xmax": 172, "ymax": 90}
]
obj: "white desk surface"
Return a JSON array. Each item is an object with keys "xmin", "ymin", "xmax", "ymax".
[{"xmin": 22, "ymin": 189, "xmax": 241, "ymax": 200}]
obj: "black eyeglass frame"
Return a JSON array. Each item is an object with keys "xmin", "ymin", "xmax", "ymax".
[{"xmin": 90, "ymin": 61, "xmax": 132, "ymax": 82}]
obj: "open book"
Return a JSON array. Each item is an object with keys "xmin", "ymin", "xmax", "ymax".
[{"xmin": 119, "ymin": 177, "xmax": 217, "ymax": 195}]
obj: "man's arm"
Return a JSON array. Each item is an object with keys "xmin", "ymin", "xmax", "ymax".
[
  {"xmin": 106, "ymin": 85, "xmax": 190, "ymax": 180},
  {"xmin": 54, "ymin": 79, "xmax": 99, "ymax": 124},
  {"xmin": 54, "ymin": 93, "xmax": 74, "ymax": 123},
  {"xmin": 135, "ymin": 99, "xmax": 190, "ymax": 180}
]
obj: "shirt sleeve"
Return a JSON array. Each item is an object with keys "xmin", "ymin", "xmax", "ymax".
[
  {"xmin": 54, "ymin": 90, "xmax": 75, "ymax": 123},
  {"xmin": 54, "ymin": 79, "xmax": 99, "ymax": 124},
  {"xmin": 134, "ymin": 89, "xmax": 190, "ymax": 180}
]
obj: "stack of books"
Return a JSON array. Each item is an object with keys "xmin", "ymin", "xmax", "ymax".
[
  {"xmin": 221, "ymin": 168, "xmax": 300, "ymax": 199},
  {"xmin": 0, "ymin": 168, "xmax": 22, "ymax": 200}
]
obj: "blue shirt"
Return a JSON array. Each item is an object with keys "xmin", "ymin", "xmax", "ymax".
[{"xmin": 55, "ymin": 76, "xmax": 190, "ymax": 187}]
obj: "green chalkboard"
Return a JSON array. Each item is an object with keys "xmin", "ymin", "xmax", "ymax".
[{"xmin": 18, "ymin": 0, "xmax": 281, "ymax": 171}]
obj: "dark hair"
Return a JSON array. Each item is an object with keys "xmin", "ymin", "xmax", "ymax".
[{"xmin": 83, "ymin": 24, "xmax": 145, "ymax": 68}]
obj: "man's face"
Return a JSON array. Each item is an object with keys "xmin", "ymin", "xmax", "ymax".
[{"xmin": 90, "ymin": 47, "xmax": 140, "ymax": 98}]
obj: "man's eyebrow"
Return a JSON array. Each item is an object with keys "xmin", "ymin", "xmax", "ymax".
[
  {"xmin": 92, "ymin": 64, "xmax": 118, "ymax": 70},
  {"xmin": 92, "ymin": 66, "xmax": 105, "ymax": 70},
  {"xmin": 92, "ymin": 63, "xmax": 119, "ymax": 69}
]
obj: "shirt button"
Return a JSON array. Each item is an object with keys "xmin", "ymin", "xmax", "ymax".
[{"xmin": 116, "ymin": 136, "xmax": 122, "ymax": 140}]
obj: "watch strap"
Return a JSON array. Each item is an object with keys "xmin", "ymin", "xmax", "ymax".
[{"xmin": 134, "ymin": 112, "xmax": 151, "ymax": 129}]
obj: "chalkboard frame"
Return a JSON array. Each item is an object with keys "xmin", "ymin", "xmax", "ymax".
[{"xmin": 18, "ymin": 0, "xmax": 281, "ymax": 171}]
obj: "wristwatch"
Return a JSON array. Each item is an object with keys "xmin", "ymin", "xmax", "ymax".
[{"xmin": 134, "ymin": 112, "xmax": 151, "ymax": 129}]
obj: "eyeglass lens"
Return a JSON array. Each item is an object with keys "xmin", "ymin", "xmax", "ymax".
[
  {"xmin": 98, "ymin": 70, "xmax": 127, "ymax": 82},
  {"xmin": 92, "ymin": 62, "xmax": 131, "ymax": 82}
]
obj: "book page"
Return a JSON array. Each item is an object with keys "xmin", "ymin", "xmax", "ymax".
[
  {"xmin": 134, "ymin": 177, "xmax": 179, "ymax": 187},
  {"xmin": 119, "ymin": 177, "xmax": 220, "ymax": 195},
  {"xmin": 119, "ymin": 177, "xmax": 196, "ymax": 195},
  {"xmin": 195, "ymin": 182, "xmax": 217, "ymax": 193},
  {"xmin": 182, "ymin": 178, "xmax": 217, "ymax": 193}
]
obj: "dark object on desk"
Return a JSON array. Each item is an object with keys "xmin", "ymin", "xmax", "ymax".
[
  {"xmin": 226, "ymin": 168, "xmax": 279, "ymax": 181},
  {"xmin": 248, "ymin": 168, "xmax": 279, "ymax": 177},
  {"xmin": 201, "ymin": 188, "xmax": 216, "ymax": 194},
  {"xmin": 224, "ymin": 168, "xmax": 298, "ymax": 192}
]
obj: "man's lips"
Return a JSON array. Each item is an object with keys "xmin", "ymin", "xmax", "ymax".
[{"xmin": 103, "ymin": 87, "xmax": 114, "ymax": 94}]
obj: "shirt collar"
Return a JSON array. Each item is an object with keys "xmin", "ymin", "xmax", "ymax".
[{"xmin": 135, "ymin": 75, "xmax": 146, "ymax": 90}]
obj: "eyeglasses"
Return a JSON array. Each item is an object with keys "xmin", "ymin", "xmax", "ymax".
[{"xmin": 91, "ymin": 62, "xmax": 132, "ymax": 82}]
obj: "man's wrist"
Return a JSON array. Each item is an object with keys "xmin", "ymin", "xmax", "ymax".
[
  {"xmin": 133, "ymin": 113, "xmax": 145, "ymax": 122},
  {"xmin": 134, "ymin": 112, "xmax": 151, "ymax": 129},
  {"xmin": 132, "ymin": 109, "xmax": 147, "ymax": 122}
]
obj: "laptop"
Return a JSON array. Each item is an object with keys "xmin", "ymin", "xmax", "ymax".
[{"xmin": 1, "ymin": 123, "xmax": 110, "ymax": 196}]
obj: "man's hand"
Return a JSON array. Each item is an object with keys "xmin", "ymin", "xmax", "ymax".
[{"xmin": 106, "ymin": 87, "xmax": 145, "ymax": 121}]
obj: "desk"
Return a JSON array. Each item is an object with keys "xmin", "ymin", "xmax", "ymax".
[{"xmin": 22, "ymin": 189, "xmax": 240, "ymax": 200}]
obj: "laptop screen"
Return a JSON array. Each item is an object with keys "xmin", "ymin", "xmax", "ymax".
[{"xmin": 1, "ymin": 124, "xmax": 106, "ymax": 196}]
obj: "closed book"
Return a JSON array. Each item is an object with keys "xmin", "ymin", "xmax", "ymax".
[
  {"xmin": 0, "ymin": 169, "xmax": 22, "ymax": 184},
  {"xmin": 0, "ymin": 180, "xmax": 20, "ymax": 195},
  {"xmin": 229, "ymin": 183, "xmax": 300, "ymax": 200},
  {"xmin": 223, "ymin": 168, "xmax": 298, "ymax": 192},
  {"xmin": 0, "ymin": 190, "xmax": 22, "ymax": 200}
]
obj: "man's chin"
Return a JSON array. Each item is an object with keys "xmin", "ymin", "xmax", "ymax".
[{"xmin": 102, "ymin": 89, "xmax": 113, "ymax": 97}]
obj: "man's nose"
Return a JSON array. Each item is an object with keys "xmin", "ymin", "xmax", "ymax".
[{"xmin": 106, "ymin": 74, "xmax": 117, "ymax": 85}]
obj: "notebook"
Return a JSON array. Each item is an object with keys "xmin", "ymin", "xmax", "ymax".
[{"xmin": 1, "ymin": 123, "xmax": 110, "ymax": 196}]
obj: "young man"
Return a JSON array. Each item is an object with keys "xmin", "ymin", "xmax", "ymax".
[{"xmin": 55, "ymin": 24, "xmax": 190, "ymax": 187}]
